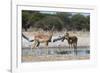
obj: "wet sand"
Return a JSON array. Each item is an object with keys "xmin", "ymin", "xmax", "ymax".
[
  {"xmin": 22, "ymin": 55, "xmax": 90, "ymax": 62},
  {"xmin": 22, "ymin": 47, "xmax": 90, "ymax": 62}
]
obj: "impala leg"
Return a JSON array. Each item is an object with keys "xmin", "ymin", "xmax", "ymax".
[
  {"xmin": 32, "ymin": 40, "xmax": 38, "ymax": 48},
  {"xmin": 69, "ymin": 44, "xmax": 70, "ymax": 49},
  {"xmin": 73, "ymin": 43, "xmax": 77, "ymax": 55},
  {"xmin": 30, "ymin": 43, "xmax": 33, "ymax": 56},
  {"xmin": 30, "ymin": 40, "xmax": 36, "ymax": 56},
  {"xmin": 71, "ymin": 44, "xmax": 73, "ymax": 48},
  {"xmin": 76, "ymin": 43, "xmax": 77, "ymax": 55},
  {"xmin": 45, "ymin": 42, "xmax": 49, "ymax": 55},
  {"xmin": 69, "ymin": 44, "xmax": 71, "ymax": 49}
]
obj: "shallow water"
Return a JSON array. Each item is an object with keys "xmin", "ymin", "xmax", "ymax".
[{"xmin": 22, "ymin": 47, "xmax": 90, "ymax": 57}]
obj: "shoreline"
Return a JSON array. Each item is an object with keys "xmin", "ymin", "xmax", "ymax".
[
  {"xmin": 22, "ymin": 46, "xmax": 89, "ymax": 49},
  {"xmin": 22, "ymin": 55, "xmax": 90, "ymax": 62}
]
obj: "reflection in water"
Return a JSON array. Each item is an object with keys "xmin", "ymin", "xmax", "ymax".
[{"xmin": 22, "ymin": 47, "xmax": 90, "ymax": 57}]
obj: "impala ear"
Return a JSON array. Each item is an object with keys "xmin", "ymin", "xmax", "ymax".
[{"xmin": 65, "ymin": 32, "xmax": 69, "ymax": 36}]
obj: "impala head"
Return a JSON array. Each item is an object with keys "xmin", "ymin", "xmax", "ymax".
[
  {"xmin": 64, "ymin": 32, "xmax": 69, "ymax": 40},
  {"xmin": 65, "ymin": 32, "xmax": 69, "ymax": 36}
]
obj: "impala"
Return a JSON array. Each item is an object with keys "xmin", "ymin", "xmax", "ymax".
[
  {"xmin": 33, "ymin": 31, "xmax": 53, "ymax": 47},
  {"xmin": 62, "ymin": 32, "xmax": 78, "ymax": 49},
  {"xmin": 53, "ymin": 32, "xmax": 78, "ymax": 54},
  {"xmin": 53, "ymin": 32, "xmax": 78, "ymax": 49},
  {"xmin": 32, "ymin": 26, "xmax": 54, "ymax": 48}
]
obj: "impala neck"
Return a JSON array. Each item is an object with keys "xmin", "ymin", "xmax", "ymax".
[{"xmin": 48, "ymin": 32, "xmax": 53, "ymax": 42}]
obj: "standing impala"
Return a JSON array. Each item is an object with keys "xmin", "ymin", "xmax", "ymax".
[
  {"xmin": 33, "ymin": 31, "xmax": 53, "ymax": 47},
  {"xmin": 62, "ymin": 32, "xmax": 78, "ymax": 49},
  {"xmin": 32, "ymin": 26, "xmax": 54, "ymax": 48},
  {"xmin": 53, "ymin": 32, "xmax": 78, "ymax": 54}
]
